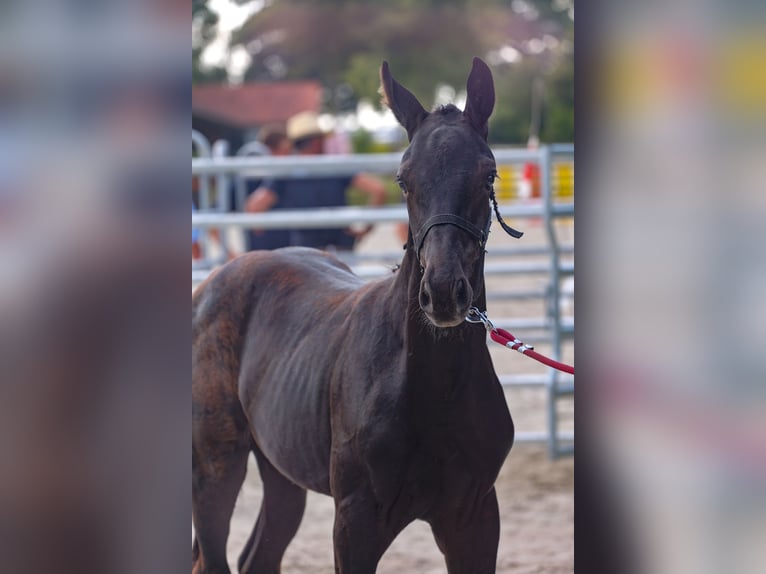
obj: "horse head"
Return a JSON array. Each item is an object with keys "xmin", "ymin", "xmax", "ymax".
[{"xmin": 381, "ymin": 57, "xmax": 499, "ymax": 328}]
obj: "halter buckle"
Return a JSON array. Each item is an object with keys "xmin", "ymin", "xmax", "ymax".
[{"xmin": 465, "ymin": 306, "xmax": 494, "ymax": 331}]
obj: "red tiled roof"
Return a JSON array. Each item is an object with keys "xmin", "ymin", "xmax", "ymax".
[{"xmin": 192, "ymin": 81, "xmax": 323, "ymax": 127}]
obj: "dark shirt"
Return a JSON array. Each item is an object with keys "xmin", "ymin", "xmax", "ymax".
[
  {"xmin": 284, "ymin": 176, "xmax": 355, "ymax": 250},
  {"xmin": 246, "ymin": 177, "xmax": 291, "ymax": 251}
]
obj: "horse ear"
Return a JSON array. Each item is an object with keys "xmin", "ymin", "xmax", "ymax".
[
  {"xmin": 463, "ymin": 57, "xmax": 495, "ymax": 140},
  {"xmin": 379, "ymin": 61, "xmax": 428, "ymax": 141}
]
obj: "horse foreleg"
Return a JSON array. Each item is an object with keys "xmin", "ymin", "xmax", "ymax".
[
  {"xmin": 332, "ymin": 486, "xmax": 394, "ymax": 574},
  {"xmin": 238, "ymin": 446, "xmax": 307, "ymax": 574},
  {"xmin": 428, "ymin": 487, "xmax": 501, "ymax": 574}
]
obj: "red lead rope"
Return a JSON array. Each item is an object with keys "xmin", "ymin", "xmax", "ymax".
[
  {"xmin": 489, "ymin": 327, "xmax": 575, "ymax": 375},
  {"xmin": 467, "ymin": 307, "xmax": 575, "ymax": 376}
]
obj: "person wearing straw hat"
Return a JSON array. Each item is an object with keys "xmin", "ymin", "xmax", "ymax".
[{"xmin": 247, "ymin": 111, "xmax": 387, "ymax": 251}]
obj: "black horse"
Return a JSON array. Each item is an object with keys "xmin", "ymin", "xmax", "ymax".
[{"xmin": 192, "ymin": 58, "xmax": 516, "ymax": 574}]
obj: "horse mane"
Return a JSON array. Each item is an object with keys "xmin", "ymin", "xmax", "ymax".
[{"xmin": 435, "ymin": 104, "xmax": 461, "ymax": 115}]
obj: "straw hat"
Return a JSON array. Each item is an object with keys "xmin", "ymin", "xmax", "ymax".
[{"xmin": 286, "ymin": 111, "xmax": 326, "ymax": 142}]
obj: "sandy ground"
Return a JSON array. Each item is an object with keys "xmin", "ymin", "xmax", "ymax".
[
  {"xmin": 196, "ymin": 218, "xmax": 574, "ymax": 573},
  {"xmin": 224, "ymin": 442, "xmax": 573, "ymax": 574}
]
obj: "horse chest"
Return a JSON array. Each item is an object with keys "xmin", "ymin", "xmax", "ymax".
[
  {"xmin": 361, "ymin": 418, "xmax": 507, "ymax": 526},
  {"xmin": 421, "ymin": 404, "xmax": 509, "ymax": 471},
  {"xmin": 363, "ymin": 391, "xmax": 511, "ymax": 490}
]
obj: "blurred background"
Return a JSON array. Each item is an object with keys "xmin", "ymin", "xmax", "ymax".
[
  {"xmin": 192, "ymin": 0, "xmax": 573, "ymax": 151},
  {"xmin": 580, "ymin": 2, "xmax": 766, "ymax": 574},
  {"xmin": 0, "ymin": 2, "xmax": 189, "ymax": 574}
]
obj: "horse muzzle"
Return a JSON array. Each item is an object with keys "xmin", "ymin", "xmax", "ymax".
[{"xmin": 419, "ymin": 268, "xmax": 473, "ymax": 328}]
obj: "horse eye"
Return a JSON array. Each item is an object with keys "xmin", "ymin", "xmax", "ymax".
[
  {"xmin": 396, "ymin": 177, "xmax": 408, "ymax": 194},
  {"xmin": 486, "ymin": 173, "xmax": 496, "ymax": 187}
]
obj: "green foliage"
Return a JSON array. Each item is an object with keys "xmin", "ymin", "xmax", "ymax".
[
  {"xmin": 489, "ymin": 62, "xmax": 535, "ymax": 144},
  {"xmin": 540, "ymin": 57, "xmax": 573, "ymax": 142},
  {"xmin": 347, "ymin": 180, "xmax": 403, "ymax": 207},
  {"xmin": 350, "ymin": 128, "xmax": 398, "ymax": 153},
  {"xmin": 489, "ymin": 56, "xmax": 573, "ymax": 144},
  {"xmin": 344, "ymin": 53, "xmax": 384, "ymax": 108},
  {"xmin": 193, "ymin": 0, "xmax": 227, "ymax": 84},
  {"xmin": 350, "ymin": 128, "xmax": 375, "ymax": 154}
]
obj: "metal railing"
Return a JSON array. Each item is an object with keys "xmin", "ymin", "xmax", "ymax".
[{"xmin": 192, "ymin": 137, "xmax": 574, "ymax": 457}]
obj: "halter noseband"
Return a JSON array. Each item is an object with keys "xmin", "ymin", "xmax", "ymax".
[{"xmin": 413, "ymin": 212, "xmax": 492, "ymax": 264}]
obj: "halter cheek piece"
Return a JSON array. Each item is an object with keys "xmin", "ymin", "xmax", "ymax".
[{"xmin": 412, "ymin": 195, "xmax": 524, "ymax": 266}]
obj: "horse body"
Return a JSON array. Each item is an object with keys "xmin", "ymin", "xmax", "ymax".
[{"xmin": 193, "ymin": 58, "xmax": 516, "ymax": 574}]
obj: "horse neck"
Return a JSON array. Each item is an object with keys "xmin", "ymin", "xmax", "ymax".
[{"xmin": 390, "ymin": 247, "xmax": 490, "ymax": 399}]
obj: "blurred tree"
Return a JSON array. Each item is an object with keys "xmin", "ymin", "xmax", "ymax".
[
  {"xmin": 350, "ymin": 128, "xmax": 375, "ymax": 154},
  {"xmin": 231, "ymin": 1, "xmax": 509, "ymax": 108},
  {"xmin": 539, "ymin": 51, "xmax": 574, "ymax": 142},
  {"xmin": 489, "ymin": 62, "xmax": 536, "ymax": 144},
  {"xmin": 193, "ymin": 0, "xmax": 227, "ymax": 84},
  {"xmin": 226, "ymin": 0, "xmax": 573, "ymax": 143},
  {"xmin": 489, "ymin": 38, "xmax": 573, "ymax": 143}
]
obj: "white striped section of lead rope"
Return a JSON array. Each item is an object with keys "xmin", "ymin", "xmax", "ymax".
[{"xmin": 506, "ymin": 339, "xmax": 534, "ymax": 353}]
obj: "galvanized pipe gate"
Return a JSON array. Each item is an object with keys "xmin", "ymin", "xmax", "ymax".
[{"xmin": 192, "ymin": 136, "xmax": 574, "ymax": 458}]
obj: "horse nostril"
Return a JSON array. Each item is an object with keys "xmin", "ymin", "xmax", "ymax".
[
  {"xmin": 454, "ymin": 277, "xmax": 469, "ymax": 307},
  {"xmin": 419, "ymin": 288, "xmax": 431, "ymax": 309}
]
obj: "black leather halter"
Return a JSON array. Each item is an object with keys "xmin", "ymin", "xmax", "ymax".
[
  {"xmin": 412, "ymin": 191, "xmax": 524, "ymax": 264},
  {"xmin": 413, "ymin": 212, "xmax": 492, "ymax": 264}
]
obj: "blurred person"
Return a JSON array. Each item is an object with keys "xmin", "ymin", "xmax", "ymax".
[
  {"xmin": 248, "ymin": 111, "xmax": 387, "ymax": 252},
  {"xmin": 323, "ymin": 128, "xmax": 353, "ymax": 154},
  {"xmin": 258, "ymin": 123, "xmax": 292, "ymax": 157},
  {"xmin": 0, "ymin": 29, "xmax": 189, "ymax": 574},
  {"xmin": 242, "ymin": 124, "xmax": 294, "ymax": 251}
]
